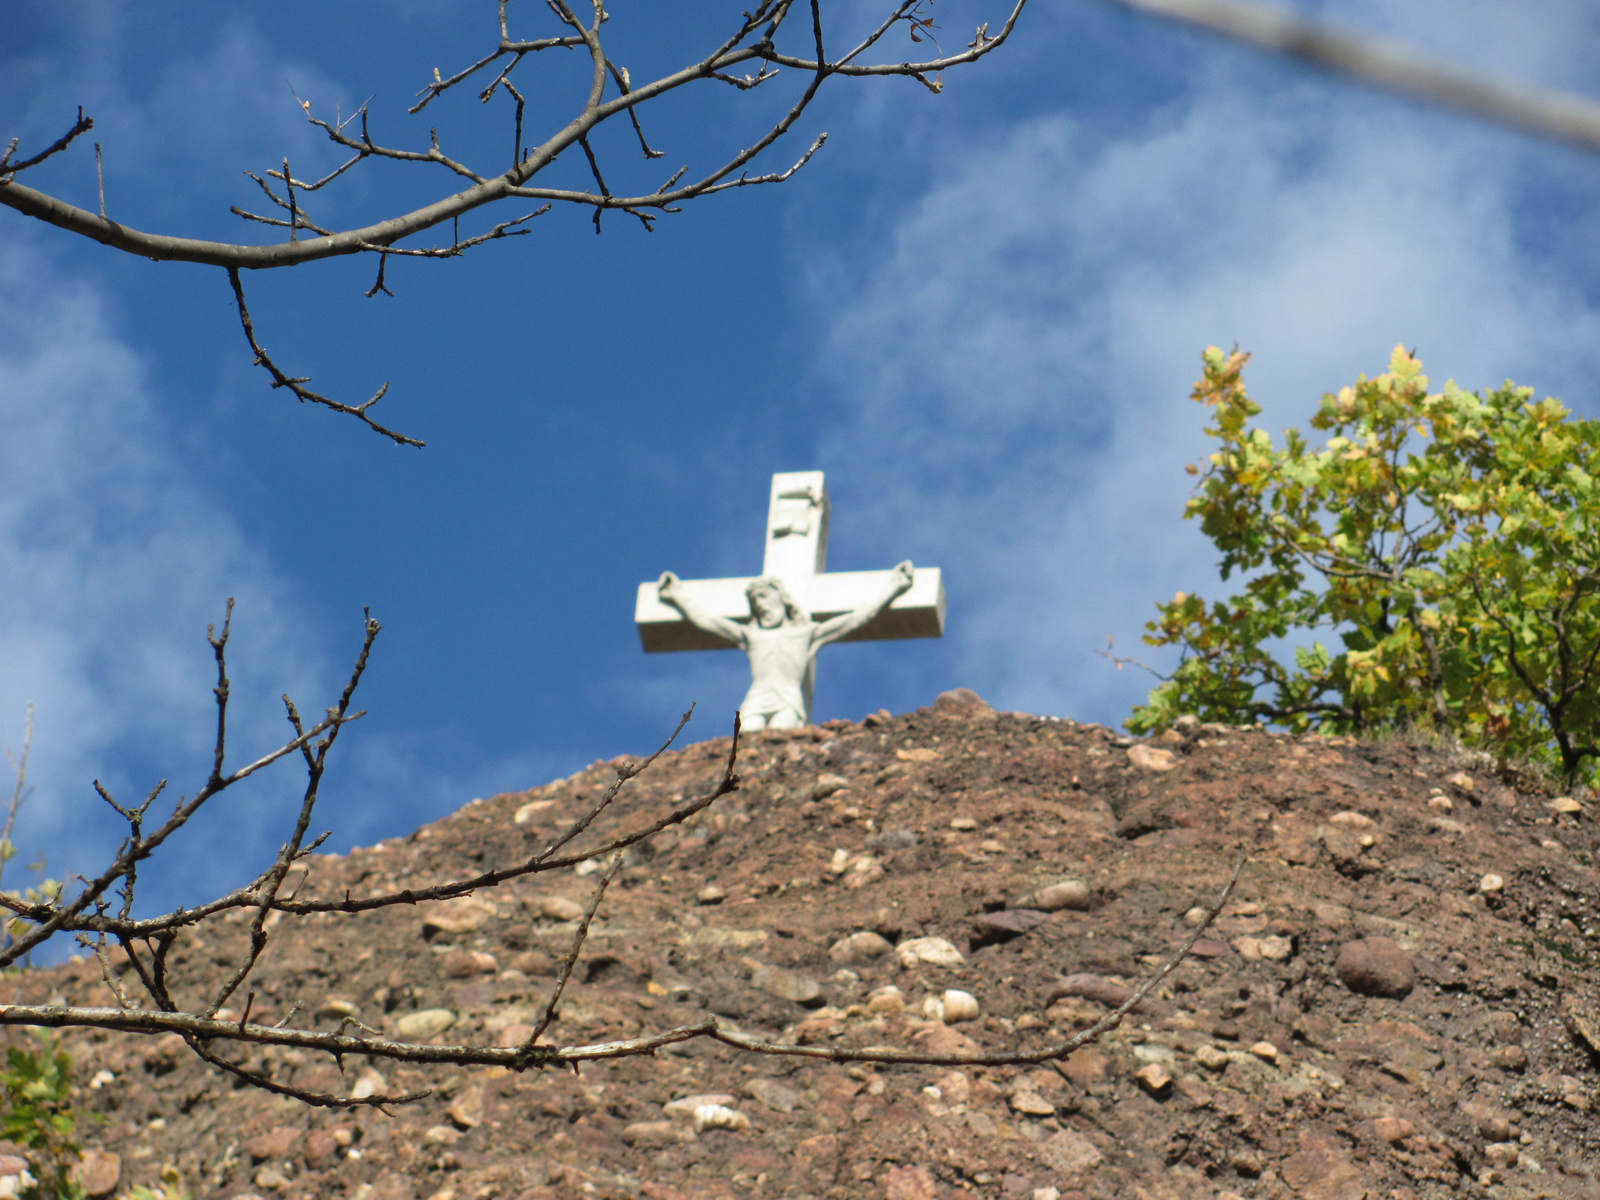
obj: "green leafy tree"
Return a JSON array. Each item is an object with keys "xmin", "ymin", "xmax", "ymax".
[{"xmin": 1130, "ymin": 345, "xmax": 1600, "ymax": 787}]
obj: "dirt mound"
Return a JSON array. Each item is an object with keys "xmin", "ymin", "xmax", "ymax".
[{"xmin": 7, "ymin": 694, "xmax": 1600, "ymax": 1200}]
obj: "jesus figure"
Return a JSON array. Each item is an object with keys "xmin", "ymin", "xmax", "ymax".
[{"xmin": 656, "ymin": 561, "xmax": 915, "ymax": 730}]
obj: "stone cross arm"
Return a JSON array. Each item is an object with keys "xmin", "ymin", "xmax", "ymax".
[{"xmin": 635, "ymin": 567, "xmax": 946, "ymax": 653}]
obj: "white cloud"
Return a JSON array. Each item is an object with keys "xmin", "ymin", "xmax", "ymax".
[
  {"xmin": 807, "ymin": 59, "xmax": 1600, "ymax": 727},
  {"xmin": 0, "ymin": 241, "xmax": 345, "ymax": 910}
]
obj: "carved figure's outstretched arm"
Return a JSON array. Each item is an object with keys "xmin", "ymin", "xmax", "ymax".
[
  {"xmin": 658, "ymin": 573, "xmax": 749, "ymax": 648},
  {"xmin": 813, "ymin": 561, "xmax": 915, "ymax": 648}
]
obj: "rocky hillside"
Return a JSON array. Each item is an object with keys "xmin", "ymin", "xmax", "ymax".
[{"xmin": 5, "ymin": 689, "xmax": 1600, "ymax": 1200}]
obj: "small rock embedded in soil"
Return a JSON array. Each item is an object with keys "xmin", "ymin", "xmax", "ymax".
[
  {"xmin": 895, "ymin": 936, "xmax": 965, "ymax": 967},
  {"xmin": 751, "ymin": 964, "xmax": 822, "ymax": 1005},
  {"xmin": 1127, "ymin": 744, "xmax": 1178, "ymax": 772},
  {"xmin": 1009, "ymin": 1089, "xmax": 1055, "ymax": 1116},
  {"xmin": 395, "ymin": 1008, "xmax": 456, "ymax": 1040},
  {"xmin": 539, "ymin": 895, "xmax": 586, "ymax": 921},
  {"xmin": 1039, "ymin": 1129, "xmax": 1104, "ymax": 1175},
  {"xmin": 1335, "ymin": 937, "xmax": 1415, "ymax": 998},
  {"xmin": 622, "ymin": 1121, "xmax": 696, "ymax": 1147},
  {"xmin": 1014, "ymin": 878, "xmax": 1090, "ymax": 912},
  {"xmin": 829, "ymin": 930, "xmax": 893, "ymax": 964},
  {"xmin": 812, "ymin": 773, "xmax": 850, "ymax": 799},
  {"xmin": 72, "ymin": 1148, "xmax": 120, "ymax": 1198},
  {"xmin": 1135, "ymin": 1062, "xmax": 1173, "ymax": 1095},
  {"xmin": 692, "ymin": 1103, "xmax": 751, "ymax": 1133},
  {"xmin": 1373, "ymin": 1117, "xmax": 1414, "ymax": 1144}
]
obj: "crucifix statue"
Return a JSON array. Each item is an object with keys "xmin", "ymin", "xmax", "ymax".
[{"xmin": 636, "ymin": 472, "xmax": 945, "ymax": 729}]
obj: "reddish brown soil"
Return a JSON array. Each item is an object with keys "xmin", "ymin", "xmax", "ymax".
[{"xmin": 6, "ymin": 690, "xmax": 1600, "ymax": 1200}]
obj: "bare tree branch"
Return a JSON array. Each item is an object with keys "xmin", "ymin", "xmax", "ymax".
[
  {"xmin": 1107, "ymin": 0, "xmax": 1600, "ymax": 155},
  {"xmin": 0, "ymin": 4, "xmax": 1027, "ymax": 442}
]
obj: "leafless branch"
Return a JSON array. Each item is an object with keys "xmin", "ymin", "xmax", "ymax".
[
  {"xmin": 0, "ymin": 108, "xmax": 94, "ymax": 177},
  {"xmin": 226, "ymin": 268, "xmax": 424, "ymax": 448},
  {"xmin": 0, "ymin": 4, "xmax": 1027, "ymax": 442},
  {"xmin": 1106, "ymin": 0, "xmax": 1600, "ymax": 155},
  {"xmin": 0, "ymin": 855, "xmax": 1242, "ymax": 1082}
]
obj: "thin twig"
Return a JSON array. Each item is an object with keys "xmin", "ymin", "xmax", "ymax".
[{"xmin": 226, "ymin": 268, "xmax": 424, "ymax": 448}]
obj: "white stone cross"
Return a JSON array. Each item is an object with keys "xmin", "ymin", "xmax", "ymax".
[{"xmin": 635, "ymin": 471, "xmax": 945, "ymax": 726}]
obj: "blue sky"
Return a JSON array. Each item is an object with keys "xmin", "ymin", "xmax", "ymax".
[{"xmin": 4, "ymin": 1, "xmax": 1600, "ymax": 917}]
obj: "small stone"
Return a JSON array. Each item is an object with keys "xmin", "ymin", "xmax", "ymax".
[
  {"xmin": 440, "ymin": 950, "xmax": 498, "ymax": 978},
  {"xmin": 1549, "ymin": 796, "xmax": 1583, "ymax": 815},
  {"xmin": 1479, "ymin": 873, "xmax": 1505, "ymax": 893},
  {"xmin": 691, "ymin": 1103, "xmax": 750, "ymax": 1133},
  {"xmin": 972, "ymin": 910, "xmax": 1048, "ymax": 946},
  {"xmin": 418, "ymin": 896, "xmax": 496, "ymax": 936},
  {"xmin": 696, "ymin": 885, "xmax": 726, "ymax": 905},
  {"xmin": 663, "ymin": 1093, "xmax": 738, "ymax": 1120},
  {"xmin": 1038, "ymin": 1129, "xmax": 1103, "ymax": 1175},
  {"xmin": 539, "ymin": 895, "xmax": 585, "ymax": 921},
  {"xmin": 1194, "ymin": 1045, "xmax": 1230, "ymax": 1071},
  {"xmin": 828, "ymin": 848, "xmax": 853, "ymax": 875},
  {"xmin": 812, "ymin": 773, "xmax": 850, "ymax": 799},
  {"xmin": 513, "ymin": 798, "xmax": 556, "ymax": 825},
  {"xmin": 303, "ymin": 1130, "xmax": 342, "ymax": 1170},
  {"xmin": 829, "ymin": 930, "xmax": 893, "ymax": 964},
  {"xmin": 245, "ymin": 1128, "xmax": 300, "ymax": 1161},
  {"xmin": 1444, "ymin": 771, "xmax": 1476, "ymax": 791},
  {"xmin": 446, "ymin": 1084, "xmax": 485, "ymax": 1128},
  {"xmin": 1257, "ymin": 935, "xmax": 1294, "ymax": 961},
  {"xmin": 72, "ymin": 1149, "xmax": 120, "ymax": 1198},
  {"xmin": 979, "ymin": 839, "xmax": 1005, "ymax": 853},
  {"xmin": 934, "ymin": 688, "xmax": 992, "ymax": 715},
  {"xmin": 1127, "ymin": 744, "xmax": 1179, "ymax": 772},
  {"xmin": 752, "ymin": 964, "xmax": 822, "ymax": 1005},
  {"xmin": 395, "ymin": 1008, "xmax": 457, "ymax": 1041},
  {"xmin": 1489, "ymin": 1045, "xmax": 1528, "ymax": 1071},
  {"xmin": 1373, "ymin": 1117, "xmax": 1414, "ymax": 1144},
  {"xmin": 931, "ymin": 989, "xmax": 980, "ymax": 1023},
  {"xmin": 1484, "ymin": 1143, "xmax": 1519, "ymax": 1170},
  {"xmin": 1018, "ymin": 879, "xmax": 1091, "ymax": 912},
  {"xmin": 621, "ymin": 1121, "xmax": 696, "ymax": 1147},
  {"xmin": 896, "ymin": 747, "xmax": 943, "ymax": 763},
  {"xmin": 1335, "ymin": 937, "xmax": 1415, "ymax": 998},
  {"xmin": 895, "ymin": 936, "xmax": 965, "ymax": 967},
  {"xmin": 913, "ymin": 1022, "xmax": 981, "ymax": 1056},
  {"xmin": 1009, "ymin": 1089, "xmax": 1056, "ymax": 1115},
  {"xmin": 1329, "ymin": 810, "xmax": 1375, "ymax": 828},
  {"xmin": 254, "ymin": 1168, "xmax": 289, "ymax": 1192},
  {"xmin": 742, "ymin": 1078, "xmax": 803, "ymax": 1113},
  {"xmin": 844, "ymin": 854, "xmax": 885, "ymax": 888},
  {"xmin": 1033, "ymin": 1190, "xmax": 1061, "ymax": 1200},
  {"xmin": 1427, "ymin": 794, "xmax": 1454, "ymax": 812},
  {"xmin": 884, "ymin": 1164, "xmax": 941, "ymax": 1200},
  {"xmin": 349, "ymin": 1069, "xmax": 386, "ymax": 1100},
  {"xmin": 319, "ymin": 997, "xmax": 361, "ymax": 1019},
  {"xmin": 950, "ymin": 816, "xmax": 979, "ymax": 831},
  {"xmin": 423, "ymin": 1125, "xmax": 463, "ymax": 1146},
  {"xmin": 1183, "ymin": 906, "xmax": 1210, "ymax": 927},
  {"xmin": 1249, "ymin": 1041, "xmax": 1279, "ymax": 1062},
  {"xmin": 865, "ymin": 985, "xmax": 905, "ymax": 1015},
  {"xmin": 1472, "ymin": 1107, "xmax": 1516, "ymax": 1141},
  {"xmin": 1135, "ymin": 1062, "xmax": 1173, "ymax": 1095},
  {"xmin": 1232, "ymin": 936, "xmax": 1264, "ymax": 960}
]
